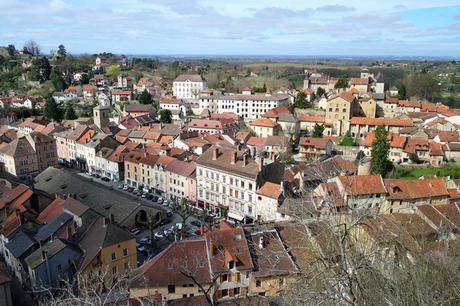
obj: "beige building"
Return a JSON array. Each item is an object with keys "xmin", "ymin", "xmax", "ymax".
[
  {"xmin": 0, "ymin": 137, "xmax": 39, "ymax": 176},
  {"xmin": 325, "ymin": 92, "xmax": 360, "ymax": 135}
]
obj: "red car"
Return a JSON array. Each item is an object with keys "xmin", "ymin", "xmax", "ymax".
[{"xmin": 127, "ymin": 187, "xmax": 135, "ymax": 193}]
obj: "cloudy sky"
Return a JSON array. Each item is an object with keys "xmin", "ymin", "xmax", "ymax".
[{"xmin": 1, "ymin": 0, "xmax": 460, "ymax": 56}]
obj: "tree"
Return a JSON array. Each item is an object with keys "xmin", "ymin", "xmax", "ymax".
[
  {"xmin": 402, "ymin": 73, "xmax": 439, "ymax": 101},
  {"xmin": 138, "ymin": 90, "xmax": 152, "ymax": 105},
  {"xmin": 294, "ymin": 91, "xmax": 309, "ymax": 109},
  {"xmin": 43, "ymin": 96, "xmax": 62, "ymax": 121},
  {"xmin": 334, "ymin": 75, "xmax": 349, "ymax": 89},
  {"xmin": 106, "ymin": 64, "xmax": 120, "ymax": 76},
  {"xmin": 6, "ymin": 44, "xmax": 16, "ymax": 57},
  {"xmin": 159, "ymin": 109, "xmax": 172, "ymax": 123},
  {"xmin": 398, "ymin": 83, "xmax": 407, "ymax": 100},
  {"xmin": 30, "ymin": 57, "xmax": 51, "ymax": 82},
  {"xmin": 312, "ymin": 123, "xmax": 325, "ymax": 138},
  {"xmin": 409, "ymin": 153, "xmax": 420, "ymax": 164},
  {"xmin": 57, "ymin": 44, "xmax": 67, "ymax": 59},
  {"xmin": 64, "ymin": 102, "xmax": 78, "ymax": 120},
  {"xmin": 316, "ymin": 87, "xmax": 325, "ymax": 97},
  {"xmin": 50, "ymin": 69, "xmax": 67, "ymax": 91},
  {"xmin": 339, "ymin": 131, "xmax": 357, "ymax": 146},
  {"xmin": 23, "ymin": 40, "xmax": 40, "ymax": 56},
  {"xmin": 371, "ymin": 125, "xmax": 392, "ymax": 176}
]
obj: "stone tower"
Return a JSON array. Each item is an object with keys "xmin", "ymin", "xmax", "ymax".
[{"xmin": 93, "ymin": 104, "xmax": 110, "ymax": 129}]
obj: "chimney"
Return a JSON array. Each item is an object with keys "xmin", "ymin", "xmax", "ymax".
[
  {"xmin": 212, "ymin": 147, "xmax": 219, "ymax": 160},
  {"xmin": 103, "ymin": 216, "xmax": 110, "ymax": 227},
  {"xmin": 259, "ymin": 236, "xmax": 264, "ymax": 249},
  {"xmin": 231, "ymin": 151, "xmax": 237, "ymax": 165},
  {"xmin": 209, "ymin": 239, "xmax": 214, "ymax": 255},
  {"xmin": 258, "ymin": 157, "xmax": 264, "ymax": 171},
  {"xmin": 242, "ymin": 154, "xmax": 247, "ymax": 167}
]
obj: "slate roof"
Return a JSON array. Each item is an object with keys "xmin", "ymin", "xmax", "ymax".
[
  {"xmin": 25, "ymin": 238, "xmax": 81, "ymax": 270},
  {"xmin": 33, "ymin": 167, "xmax": 161, "ymax": 226},
  {"xmin": 77, "ymin": 217, "xmax": 134, "ymax": 271},
  {"xmin": 34, "ymin": 212, "xmax": 73, "ymax": 243},
  {"xmin": 6, "ymin": 230, "xmax": 36, "ymax": 258}
]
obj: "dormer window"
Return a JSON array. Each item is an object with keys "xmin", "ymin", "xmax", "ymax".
[{"xmin": 229, "ymin": 260, "xmax": 235, "ymax": 270}]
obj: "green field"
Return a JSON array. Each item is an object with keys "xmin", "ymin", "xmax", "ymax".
[{"xmin": 395, "ymin": 163, "xmax": 460, "ymax": 179}]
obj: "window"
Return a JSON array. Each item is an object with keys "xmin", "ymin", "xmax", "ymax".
[
  {"xmin": 221, "ymin": 274, "xmax": 228, "ymax": 282},
  {"xmin": 229, "ymin": 261, "xmax": 235, "ymax": 269},
  {"xmin": 256, "ymin": 280, "xmax": 261, "ymax": 287},
  {"xmin": 182, "ymin": 294, "xmax": 187, "ymax": 298},
  {"xmin": 234, "ymin": 287, "xmax": 240, "ymax": 295},
  {"xmin": 124, "ymin": 262, "xmax": 129, "ymax": 271},
  {"xmin": 168, "ymin": 285, "xmax": 175, "ymax": 293},
  {"xmin": 57, "ymin": 264, "xmax": 62, "ymax": 272},
  {"xmin": 112, "ymin": 266, "xmax": 117, "ymax": 275},
  {"xmin": 222, "ymin": 289, "xmax": 228, "ymax": 297},
  {"xmin": 111, "ymin": 252, "xmax": 116, "ymax": 260},
  {"xmin": 234, "ymin": 272, "xmax": 240, "ymax": 282}
]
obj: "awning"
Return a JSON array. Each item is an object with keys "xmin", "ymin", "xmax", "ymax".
[{"xmin": 227, "ymin": 212, "xmax": 244, "ymax": 221}]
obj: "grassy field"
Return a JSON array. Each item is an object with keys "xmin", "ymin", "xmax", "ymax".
[{"xmin": 395, "ymin": 163, "xmax": 460, "ymax": 179}]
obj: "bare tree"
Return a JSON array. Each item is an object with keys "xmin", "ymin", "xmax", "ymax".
[{"xmin": 23, "ymin": 40, "xmax": 41, "ymax": 56}]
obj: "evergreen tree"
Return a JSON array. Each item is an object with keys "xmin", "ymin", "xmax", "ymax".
[
  {"xmin": 159, "ymin": 109, "xmax": 172, "ymax": 124},
  {"xmin": 398, "ymin": 84, "xmax": 407, "ymax": 100},
  {"xmin": 64, "ymin": 103, "xmax": 78, "ymax": 120},
  {"xmin": 30, "ymin": 57, "xmax": 51, "ymax": 82},
  {"xmin": 294, "ymin": 91, "xmax": 308, "ymax": 109},
  {"xmin": 312, "ymin": 123, "xmax": 325, "ymax": 138},
  {"xmin": 57, "ymin": 44, "xmax": 67, "ymax": 58},
  {"xmin": 334, "ymin": 75, "xmax": 349, "ymax": 89},
  {"xmin": 50, "ymin": 69, "xmax": 67, "ymax": 91},
  {"xmin": 138, "ymin": 90, "xmax": 152, "ymax": 105},
  {"xmin": 339, "ymin": 131, "xmax": 357, "ymax": 146},
  {"xmin": 43, "ymin": 96, "xmax": 60, "ymax": 121},
  {"xmin": 371, "ymin": 125, "xmax": 393, "ymax": 176},
  {"xmin": 316, "ymin": 87, "xmax": 325, "ymax": 97}
]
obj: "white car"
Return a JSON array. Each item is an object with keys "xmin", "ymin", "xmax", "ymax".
[
  {"xmin": 123, "ymin": 185, "xmax": 129, "ymax": 191},
  {"xmin": 137, "ymin": 245, "xmax": 146, "ymax": 252},
  {"xmin": 176, "ymin": 223, "xmax": 183, "ymax": 230},
  {"xmin": 117, "ymin": 184, "xmax": 124, "ymax": 189},
  {"xmin": 139, "ymin": 237, "xmax": 151, "ymax": 244},
  {"xmin": 154, "ymin": 231, "xmax": 164, "ymax": 240}
]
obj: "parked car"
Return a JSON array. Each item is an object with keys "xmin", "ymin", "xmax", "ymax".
[
  {"xmin": 123, "ymin": 185, "xmax": 129, "ymax": 191},
  {"xmin": 152, "ymin": 195, "xmax": 158, "ymax": 202},
  {"xmin": 137, "ymin": 245, "xmax": 146, "ymax": 252},
  {"xmin": 117, "ymin": 184, "xmax": 124, "ymax": 189},
  {"xmin": 136, "ymin": 191, "xmax": 143, "ymax": 197},
  {"xmin": 130, "ymin": 228, "xmax": 141, "ymax": 235},
  {"xmin": 162, "ymin": 200, "xmax": 169, "ymax": 207},
  {"xmin": 166, "ymin": 210, "xmax": 173, "ymax": 217},
  {"xmin": 141, "ymin": 192, "xmax": 147, "ymax": 198},
  {"xmin": 127, "ymin": 187, "xmax": 134, "ymax": 193},
  {"xmin": 164, "ymin": 226, "xmax": 175, "ymax": 235},
  {"xmin": 157, "ymin": 197, "xmax": 163, "ymax": 204},
  {"xmin": 101, "ymin": 177, "xmax": 110, "ymax": 182},
  {"xmin": 91, "ymin": 173, "xmax": 101, "ymax": 178},
  {"xmin": 146, "ymin": 194, "xmax": 153, "ymax": 200},
  {"xmin": 139, "ymin": 237, "xmax": 151, "ymax": 245},
  {"xmin": 154, "ymin": 231, "xmax": 164, "ymax": 240},
  {"xmin": 160, "ymin": 219, "xmax": 169, "ymax": 226},
  {"xmin": 190, "ymin": 220, "xmax": 201, "ymax": 227},
  {"xmin": 176, "ymin": 223, "xmax": 183, "ymax": 230}
]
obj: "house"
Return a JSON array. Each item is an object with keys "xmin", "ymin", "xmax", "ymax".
[
  {"xmin": 359, "ymin": 132, "xmax": 407, "ymax": 163},
  {"xmin": 173, "ymin": 74, "xmax": 207, "ymax": 100},
  {"xmin": 0, "ymin": 137, "xmax": 39, "ymax": 177},
  {"xmin": 187, "ymin": 119, "xmax": 239, "ymax": 136},
  {"xmin": 117, "ymin": 75, "xmax": 133, "ymax": 88},
  {"xmin": 298, "ymin": 114, "xmax": 327, "ymax": 134},
  {"xmin": 262, "ymin": 106, "xmax": 299, "ymax": 137},
  {"xmin": 325, "ymin": 91, "xmax": 360, "ymax": 136},
  {"xmin": 255, "ymin": 182, "xmax": 287, "ymax": 222},
  {"xmin": 382, "ymin": 178, "xmax": 450, "ymax": 214},
  {"xmin": 77, "ymin": 217, "xmax": 137, "ymax": 285},
  {"xmin": 94, "ymin": 145, "xmax": 130, "ymax": 181},
  {"xmin": 25, "ymin": 238, "xmax": 82, "ymax": 290},
  {"xmin": 349, "ymin": 117, "xmax": 413, "ymax": 138},
  {"xmin": 1, "ymin": 230, "xmax": 37, "ymax": 284},
  {"xmin": 349, "ymin": 77, "xmax": 369, "ymax": 94},
  {"xmin": 298, "ymin": 137, "xmax": 333, "ymax": 160},
  {"xmin": 159, "ymin": 97, "xmax": 188, "ymax": 118},
  {"xmin": 124, "ymin": 104, "xmax": 154, "ymax": 118},
  {"xmin": 0, "ymin": 263, "xmax": 13, "ymax": 306},
  {"xmin": 248, "ymin": 230, "xmax": 298, "ymax": 296},
  {"xmin": 52, "ymin": 91, "xmax": 78, "ymax": 104},
  {"xmin": 112, "ymin": 90, "xmax": 132, "ymax": 103},
  {"xmin": 249, "ymin": 118, "xmax": 280, "ymax": 138},
  {"xmin": 165, "ymin": 160, "xmax": 197, "ymax": 203},
  {"xmin": 130, "ymin": 239, "xmax": 211, "ymax": 302},
  {"xmin": 25, "ymin": 132, "xmax": 57, "ymax": 172},
  {"xmin": 82, "ymin": 85, "xmax": 97, "ymax": 100},
  {"xmin": 315, "ymin": 175, "xmax": 387, "ymax": 212}
]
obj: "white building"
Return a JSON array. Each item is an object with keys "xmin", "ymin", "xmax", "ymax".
[
  {"xmin": 172, "ymin": 74, "xmax": 207, "ymax": 100},
  {"xmin": 198, "ymin": 93, "xmax": 290, "ymax": 121}
]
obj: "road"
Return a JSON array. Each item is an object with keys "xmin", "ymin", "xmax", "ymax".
[{"xmin": 60, "ymin": 167, "xmax": 204, "ymax": 266}]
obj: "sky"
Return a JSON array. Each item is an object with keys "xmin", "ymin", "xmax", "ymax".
[{"xmin": 1, "ymin": 0, "xmax": 460, "ymax": 57}]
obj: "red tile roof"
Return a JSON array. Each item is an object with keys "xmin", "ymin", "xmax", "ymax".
[
  {"xmin": 384, "ymin": 178, "xmax": 449, "ymax": 200},
  {"xmin": 249, "ymin": 118, "xmax": 278, "ymax": 128},
  {"xmin": 262, "ymin": 105, "xmax": 292, "ymax": 118},
  {"xmin": 257, "ymin": 182, "xmax": 282, "ymax": 199},
  {"xmin": 350, "ymin": 117, "xmax": 413, "ymax": 127},
  {"xmin": 299, "ymin": 137, "xmax": 331, "ymax": 150},
  {"xmin": 297, "ymin": 114, "xmax": 326, "ymax": 123},
  {"xmin": 338, "ymin": 175, "xmax": 387, "ymax": 195}
]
